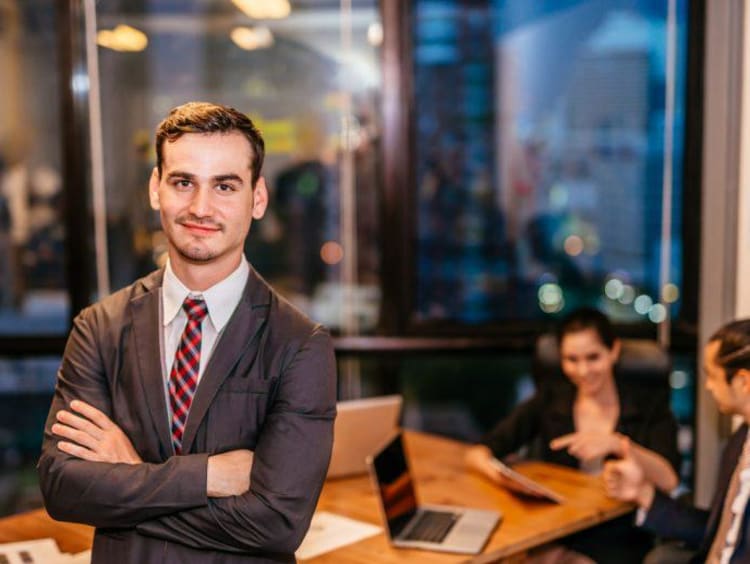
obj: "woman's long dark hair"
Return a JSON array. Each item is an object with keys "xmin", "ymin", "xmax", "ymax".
[{"xmin": 556, "ymin": 307, "xmax": 617, "ymax": 350}]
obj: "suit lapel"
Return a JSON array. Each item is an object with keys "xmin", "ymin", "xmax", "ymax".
[
  {"xmin": 181, "ymin": 269, "xmax": 271, "ymax": 454},
  {"xmin": 130, "ymin": 271, "xmax": 174, "ymax": 457},
  {"xmin": 705, "ymin": 425, "xmax": 749, "ymax": 546}
]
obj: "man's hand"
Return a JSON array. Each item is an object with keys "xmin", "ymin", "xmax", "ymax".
[
  {"xmin": 52, "ymin": 400, "xmax": 142, "ymax": 464},
  {"xmin": 549, "ymin": 431, "xmax": 625, "ymax": 463},
  {"xmin": 207, "ymin": 450, "xmax": 253, "ymax": 498},
  {"xmin": 603, "ymin": 442, "xmax": 655, "ymax": 509}
]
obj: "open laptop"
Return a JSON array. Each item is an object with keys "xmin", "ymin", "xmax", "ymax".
[
  {"xmin": 327, "ymin": 395, "xmax": 403, "ymax": 479},
  {"xmin": 368, "ymin": 432, "xmax": 501, "ymax": 554}
]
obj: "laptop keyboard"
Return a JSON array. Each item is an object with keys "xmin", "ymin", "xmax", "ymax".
[{"xmin": 403, "ymin": 510, "xmax": 459, "ymax": 543}]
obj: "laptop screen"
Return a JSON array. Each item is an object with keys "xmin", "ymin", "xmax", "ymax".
[{"xmin": 371, "ymin": 433, "xmax": 418, "ymax": 538}]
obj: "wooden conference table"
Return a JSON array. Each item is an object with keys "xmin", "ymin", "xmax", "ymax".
[{"xmin": 0, "ymin": 431, "xmax": 633, "ymax": 563}]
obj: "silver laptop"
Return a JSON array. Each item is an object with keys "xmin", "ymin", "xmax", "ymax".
[
  {"xmin": 327, "ymin": 395, "xmax": 403, "ymax": 479},
  {"xmin": 368, "ymin": 432, "xmax": 501, "ymax": 554}
]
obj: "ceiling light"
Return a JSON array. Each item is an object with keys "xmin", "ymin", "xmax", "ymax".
[
  {"xmin": 96, "ymin": 25, "xmax": 148, "ymax": 52},
  {"xmin": 230, "ymin": 26, "xmax": 274, "ymax": 50},
  {"xmin": 232, "ymin": 0, "xmax": 291, "ymax": 19}
]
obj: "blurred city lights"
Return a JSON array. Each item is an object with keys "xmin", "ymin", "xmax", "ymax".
[
  {"xmin": 648, "ymin": 303, "xmax": 667, "ymax": 323},
  {"xmin": 634, "ymin": 294, "xmax": 653, "ymax": 314},
  {"xmin": 320, "ymin": 241, "xmax": 344, "ymax": 265},
  {"xmin": 604, "ymin": 278, "xmax": 624, "ymax": 300},
  {"xmin": 618, "ymin": 284, "xmax": 635, "ymax": 305},
  {"xmin": 670, "ymin": 370, "xmax": 688, "ymax": 390},
  {"xmin": 662, "ymin": 283, "xmax": 680, "ymax": 303},
  {"xmin": 564, "ymin": 235, "xmax": 584, "ymax": 256},
  {"xmin": 538, "ymin": 283, "xmax": 564, "ymax": 313}
]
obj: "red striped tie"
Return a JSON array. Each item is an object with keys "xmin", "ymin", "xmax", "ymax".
[{"xmin": 169, "ymin": 297, "xmax": 208, "ymax": 454}]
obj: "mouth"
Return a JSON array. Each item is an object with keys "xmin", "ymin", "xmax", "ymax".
[{"xmin": 179, "ymin": 220, "xmax": 222, "ymax": 235}]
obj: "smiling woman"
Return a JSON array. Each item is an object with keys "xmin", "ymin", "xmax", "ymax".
[{"xmin": 464, "ymin": 307, "xmax": 680, "ymax": 563}]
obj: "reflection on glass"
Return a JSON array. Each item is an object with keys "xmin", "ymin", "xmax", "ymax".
[
  {"xmin": 96, "ymin": 0, "xmax": 382, "ymax": 334},
  {"xmin": 414, "ymin": 1, "xmax": 688, "ymax": 324},
  {"xmin": 0, "ymin": 1, "xmax": 68, "ymax": 335},
  {"xmin": 0, "ymin": 357, "xmax": 59, "ymax": 517}
]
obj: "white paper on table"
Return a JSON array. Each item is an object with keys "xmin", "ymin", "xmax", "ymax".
[
  {"xmin": 296, "ymin": 511, "xmax": 381, "ymax": 561},
  {"xmin": 0, "ymin": 538, "xmax": 64, "ymax": 563}
]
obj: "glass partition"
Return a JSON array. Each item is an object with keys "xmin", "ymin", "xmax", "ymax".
[
  {"xmin": 0, "ymin": 1, "xmax": 68, "ymax": 335},
  {"xmin": 413, "ymin": 1, "xmax": 689, "ymax": 326},
  {"xmin": 94, "ymin": 0, "xmax": 383, "ymax": 334}
]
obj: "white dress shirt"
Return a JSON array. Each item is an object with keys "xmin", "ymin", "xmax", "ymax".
[
  {"xmin": 716, "ymin": 435, "xmax": 750, "ymax": 563},
  {"xmin": 160, "ymin": 257, "xmax": 249, "ymax": 390}
]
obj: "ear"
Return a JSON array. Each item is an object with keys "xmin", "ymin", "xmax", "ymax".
[
  {"xmin": 148, "ymin": 167, "xmax": 161, "ymax": 211},
  {"xmin": 733, "ymin": 368, "xmax": 750, "ymax": 395},
  {"xmin": 610, "ymin": 338, "xmax": 622, "ymax": 363},
  {"xmin": 252, "ymin": 176, "xmax": 269, "ymax": 220}
]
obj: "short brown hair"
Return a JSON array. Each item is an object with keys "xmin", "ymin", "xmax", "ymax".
[
  {"xmin": 155, "ymin": 101, "xmax": 265, "ymax": 186},
  {"xmin": 710, "ymin": 319, "xmax": 750, "ymax": 381}
]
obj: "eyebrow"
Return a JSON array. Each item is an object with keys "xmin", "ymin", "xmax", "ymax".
[{"xmin": 166, "ymin": 171, "xmax": 244, "ymax": 183}]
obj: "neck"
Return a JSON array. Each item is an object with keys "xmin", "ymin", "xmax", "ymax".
[
  {"xmin": 579, "ymin": 374, "xmax": 619, "ymax": 406},
  {"xmin": 168, "ymin": 251, "xmax": 242, "ymax": 291}
]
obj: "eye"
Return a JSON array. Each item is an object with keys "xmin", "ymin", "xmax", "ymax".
[
  {"xmin": 173, "ymin": 179, "xmax": 192, "ymax": 190},
  {"xmin": 216, "ymin": 183, "xmax": 236, "ymax": 193}
]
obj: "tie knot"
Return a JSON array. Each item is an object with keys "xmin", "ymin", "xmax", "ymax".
[{"xmin": 183, "ymin": 297, "xmax": 208, "ymax": 322}]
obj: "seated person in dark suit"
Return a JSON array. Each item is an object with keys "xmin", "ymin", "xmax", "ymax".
[
  {"xmin": 605, "ymin": 319, "xmax": 750, "ymax": 564},
  {"xmin": 465, "ymin": 307, "xmax": 680, "ymax": 563}
]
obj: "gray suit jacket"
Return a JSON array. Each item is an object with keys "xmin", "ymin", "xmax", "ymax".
[{"xmin": 37, "ymin": 267, "xmax": 337, "ymax": 563}]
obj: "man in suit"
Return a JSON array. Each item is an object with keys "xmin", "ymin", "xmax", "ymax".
[
  {"xmin": 37, "ymin": 102, "xmax": 337, "ymax": 563},
  {"xmin": 604, "ymin": 319, "xmax": 750, "ymax": 563}
]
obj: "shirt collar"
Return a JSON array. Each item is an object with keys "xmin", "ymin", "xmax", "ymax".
[{"xmin": 162, "ymin": 257, "xmax": 249, "ymax": 331}]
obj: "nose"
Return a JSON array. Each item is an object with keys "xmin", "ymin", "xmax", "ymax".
[
  {"xmin": 188, "ymin": 187, "xmax": 212, "ymax": 217},
  {"xmin": 576, "ymin": 361, "xmax": 591, "ymax": 379}
]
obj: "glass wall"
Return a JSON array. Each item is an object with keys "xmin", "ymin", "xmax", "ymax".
[
  {"xmin": 94, "ymin": 0, "xmax": 383, "ymax": 334},
  {"xmin": 0, "ymin": 1, "xmax": 68, "ymax": 335},
  {"xmin": 413, "ymin": 0, "xmax": 689, "ymax": 325},
  {"xmin": 0, "ymin": 0, "xmax": 701, "ymax": 516}
]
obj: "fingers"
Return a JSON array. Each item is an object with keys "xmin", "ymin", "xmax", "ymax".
[
  {"xmin": 56, "ymin": 410, "xmax": 103, "ymax": 440},
  {"xmin": 69, "ymin": 400, "xmax": 113, "ymax": 430},
  {"xmin": 620, "ymin": 435, "xmax": 631, "ymax": 458},
  {"xmin": 549, "ymin": 433, "xmax": 575, "ymax": 450},
  {"xmin": 57, "ymin": 440, "xmax": 101, "ymax": 462},
  {"xmin": 51, "ymin": 422, "xmax": 99, "ymax": 451}
]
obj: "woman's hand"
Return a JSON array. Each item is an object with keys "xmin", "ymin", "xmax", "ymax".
[
  {"xmin": 549, "ymin": 431, "xmax": 627, "ymax": 463},
  {"xmin": 464, "ymin": 445, "xmax": 542, "ymax": 497}
]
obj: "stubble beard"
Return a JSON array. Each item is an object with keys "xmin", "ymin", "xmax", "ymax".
[
  {"xmin": 171, "ymin": 215, "xmax": 225, "ymax": 263},
  {"xmin": 175, "ymin": 243, "xmax": 218, "ymax": 263}
]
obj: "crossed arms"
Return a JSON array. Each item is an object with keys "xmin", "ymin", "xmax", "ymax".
[
  {"xmin": 37, "ymin": 306, "xmax": 336, "ymax": 554},
  {"xmin": 52, "ymin": 400, "xmax": 252, "ymax": 497}
]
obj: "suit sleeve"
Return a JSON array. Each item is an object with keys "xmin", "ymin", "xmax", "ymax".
[
  {"xmin": 136, "ymin": 326, "xmax": 337, "ymax": 555},
  {"xmin": 480, "ymin": 394, "xmax": 543, "ymax": 459},
  {"xmin": 37, "ymin": 308, "xmax": 210, "ymax": 528},
  {"xmin": 641, "ymin": 490, "xmax": 708, "ymax": 548}
]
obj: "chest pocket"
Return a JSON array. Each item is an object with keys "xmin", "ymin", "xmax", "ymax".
[{"xmin": 204, "ymin": 323, "xmax": 277, "ymax": 450}]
